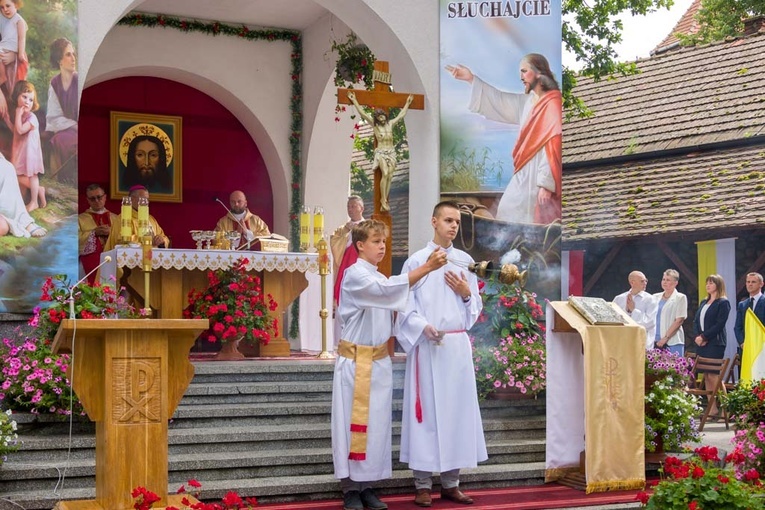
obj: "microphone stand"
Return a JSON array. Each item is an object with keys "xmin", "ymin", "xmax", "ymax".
[
  {"xmin": 68, "ymin": 256, "xmax": 113, "ymax": 319},
  {"xmin": 214, "ymin": 198, "xmax": 256, "ymax": 250}
]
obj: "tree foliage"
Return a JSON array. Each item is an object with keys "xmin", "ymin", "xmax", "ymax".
[
  {"xmin": 678, "ymin": 0, "xmax": 763, "ymax": 45},
  {"xmin": 563, "ymin": 0, "xmax": 674, "ymax": 118}
]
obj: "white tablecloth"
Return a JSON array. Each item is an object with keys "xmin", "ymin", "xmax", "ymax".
[{"xmin": 100, "ymin": 247, "xmax": 330, "ymax": 352}]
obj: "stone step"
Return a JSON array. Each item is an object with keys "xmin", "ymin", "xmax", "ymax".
[
  {"xmin": 12, "ymin": 397, "xmax": 544, "ymax": 435},
  {"xmin": 9, "ymin": 415, "xmax": 545, "ymax": 460},
  {"xmin": 0, "ymin": 439, "xmax": 546, "ymax": 493},
  {"xmin": 0, "ymin": 462, "xmax": 547, "ymax": 510},
  {"xmin": 188, "ymin": 359, "xmax": 406, "ymax": 384},
  {"xmin": 0, "ymin": 359, "xmax": 549, "ymax": 510}
]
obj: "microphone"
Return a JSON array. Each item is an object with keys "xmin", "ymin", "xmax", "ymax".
[
  {"xmin": 214, "ymin": 197, "xmax": 255, "ymax": 249},
  {"xmin": 69, "ymin": 256, "xmax": 113, "ymax": 319}
]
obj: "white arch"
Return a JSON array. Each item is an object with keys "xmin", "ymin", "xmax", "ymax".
[
  {"xmin": 83, "ymin": 24, "xmax": 293, "ymax": 233},
  {"xmin": 84, "ymin": 65, "xmax": 287, "ymax": 226},
  {"xmin": 78, "ymin": 0, "xmax": 440, "ymax": 251}
]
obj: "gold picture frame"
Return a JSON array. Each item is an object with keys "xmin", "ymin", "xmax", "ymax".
[{"xmin": 110, "ymin": 111, "xmax": 182, "ymax": 203}]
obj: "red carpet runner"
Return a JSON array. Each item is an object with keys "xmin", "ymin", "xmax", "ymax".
[{"xmin": 257, "ymin": 484, "xmax": 644, "ymax": 509}]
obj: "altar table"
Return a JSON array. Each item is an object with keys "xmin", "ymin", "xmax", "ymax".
[{"xmin": 100, "ymin": 248, "xmax": 321, "ymax": 357}]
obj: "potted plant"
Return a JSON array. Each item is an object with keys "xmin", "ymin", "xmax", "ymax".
[
  {"xmin": 0, "ymin": 275, "xmax": 138, "ymax": 417},
  {"xmin": 132, "ymin": 479, "xmax": 259, "ymax": 509},
  {"xmin": 644, "ymin": 349, "xmax": 700, "ymax": 454},
  {"xmin": 471, "ymin": 276, "xmax": 546, "ymax": 400},
  {"xmin": 723, "ymin": 379, "xmax": 765, "ymax": 479},
  {"xmin": 723, "ymin": 378, "xmax": 765, "ymax": 426},
  {"xmin": 31, "ymin": 274, "xmax": 140, "ymax": 345},
  {"xmin": 183, "ymin": 257, "xmax": 278, "ymax": 360},
  {"xmin": 637, "ymin": 446, "xmax": 765, "ymax": 509},
  {"xmin": 331, "ymin": 32, "xmax": 375, "ymax": 89}
]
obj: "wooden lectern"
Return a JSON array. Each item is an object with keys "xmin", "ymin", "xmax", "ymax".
[
  {"xmin": 51, "ymin": 318, "xmax": 208, "ymax": 510},
  {"xmin": 545, "ymin": 302, "xmax": 645, "ymax": 494}
]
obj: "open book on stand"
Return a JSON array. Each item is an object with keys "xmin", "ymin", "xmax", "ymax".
[{"xmin": 568, "ymin": 296, "xmax": 626, "ymax": 325}]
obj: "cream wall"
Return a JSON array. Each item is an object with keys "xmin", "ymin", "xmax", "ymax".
[{"xmin": 78, "ymin": 0, "xmax": 439, "ymax": 253}]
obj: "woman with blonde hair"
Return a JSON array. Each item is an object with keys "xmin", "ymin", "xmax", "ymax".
[{"xmin": 693, "ymin": 274, "xmax": 732, "ymax": 418}]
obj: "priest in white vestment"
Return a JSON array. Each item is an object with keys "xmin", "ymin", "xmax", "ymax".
[
  {"xmin": 397, "ymin": 201, "xmax": 487, "ymax": 507},
  {"xmin": 331, "ymin": 219, "xmax": 446, "ymax": 510}
]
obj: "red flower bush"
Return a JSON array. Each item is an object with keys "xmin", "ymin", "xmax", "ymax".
[
  {"xmin": 184, "ymin": 258, "xmax": 278, "ymax": 346},
  {"xmin": 133, "ymin": 480, "xmax": 258, "ymax": 509},
  {"xmin": 471, "ymin": 276, "xmax": 546, "ymax": 399},
  {"xmin": 638, "ymin": 446, "xmax": 764, "ymax": 509}
]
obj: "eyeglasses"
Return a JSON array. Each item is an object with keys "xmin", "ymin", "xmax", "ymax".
[{"xmin": 87, "ymin": 194, "xmax": 106, "ymax": 201}]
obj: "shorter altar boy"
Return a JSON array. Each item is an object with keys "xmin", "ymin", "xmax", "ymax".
[{"xmin": 330, "ymin": 219, "xmax": 446, "ymax": 510}]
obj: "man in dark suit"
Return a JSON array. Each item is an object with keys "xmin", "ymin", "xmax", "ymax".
[{"xmin": 734, "ymin": 272, "xmax": 765, "ymax": 350}]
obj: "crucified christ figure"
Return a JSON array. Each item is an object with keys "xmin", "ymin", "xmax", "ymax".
[{"xmin": 347, "ymin": 91, "xmax": 414, "ymax": 212}]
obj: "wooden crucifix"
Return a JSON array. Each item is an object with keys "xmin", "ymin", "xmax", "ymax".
[{"xmin": 337, "ymin": 60, "xmax": 425, "ymax": 276}]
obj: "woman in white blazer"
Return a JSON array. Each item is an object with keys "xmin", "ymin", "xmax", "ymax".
[{"xmin": 652, "ymin": 269, "xmax": 688, "ymax": 356}]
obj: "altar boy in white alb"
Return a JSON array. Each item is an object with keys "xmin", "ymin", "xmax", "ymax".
[
  {"xmin": 397, "ymin": 201, "xmax": 487, "ymax": 507},
  {"xmin": 331, "ymin": 219, "xmax": 447, "ymax": 510}
]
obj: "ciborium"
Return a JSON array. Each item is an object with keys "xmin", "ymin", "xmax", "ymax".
[{"xmin": 225, "ymin": 231, "xmax": 241, "ymax": 250}]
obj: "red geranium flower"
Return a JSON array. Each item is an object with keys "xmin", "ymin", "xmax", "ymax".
[{"xmin": 185, "ymin": 258, "xmax": 278, "ymax": 348}]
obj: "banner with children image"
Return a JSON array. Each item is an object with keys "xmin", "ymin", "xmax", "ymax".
[
  {"xmin": 0, "ymin": 0, "xmax": 78, "ymax": 313},
  {"xmin": 439, "ymin": 0, "xmax": 562, "ymax": 303}
]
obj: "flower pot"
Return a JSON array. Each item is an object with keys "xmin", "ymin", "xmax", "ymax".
[
  {"xmin": 336, "ymin": 44, "xmax": 371, "ymax": 83},
  {"xmin": 487, "ymin": 386, "xmax": 535, "ymax": 400},
  {"xmin": 645, "ymin": 433, "xmax": 667, "ymax": 465},
  {"xmin": 645, "ymin": 373, "xmax": 667, "ymax": 463},
  {"xmin": 645, "ymin": 373, "xmax": 661, "ymax": 392},
  {"xmin": 213, "ymin": 337, "xmax": 245, "ymax": 361}
]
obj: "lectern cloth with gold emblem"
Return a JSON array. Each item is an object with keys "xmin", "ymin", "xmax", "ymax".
[{"xmin": 545, "ymin": 301, "xmax": 645, "ymax": 493}]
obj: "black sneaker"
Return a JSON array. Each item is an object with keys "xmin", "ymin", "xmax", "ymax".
[
  {"xmin": 343, "ymin": 490, "xmax": 364, "ymax": 510},
  {"xmin": 360, "ymin": 488, "xmax": 388, "ymax": 510}
]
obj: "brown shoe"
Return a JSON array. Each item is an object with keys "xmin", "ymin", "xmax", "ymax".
[
  {"xmin": 414, "ymin": 489, "xmax": 432, "ymax": 507},
  {"xmin": 440, "ymin": 487, "xmax": 473, "ymax": 505}
]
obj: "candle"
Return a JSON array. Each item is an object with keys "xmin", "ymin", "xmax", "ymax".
[
  {"xmin": 141, "ymin": 231, "xmax": 153, "ymax": 271},
  {"xmin": 313, "ymin": 206, "xmax": 324, "ymax": 247},
  {"xmin": 300, "ymin": 205, "xmax": 311, "ymax": 252},
  {"xmin": 137, "ymin": 197, "xmax": 149, "ymax": 222},
  {"xmin": 120, "ymin": 196, "xmax": 132, "ymax": 240}
]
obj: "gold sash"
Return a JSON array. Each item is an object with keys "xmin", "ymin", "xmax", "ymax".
[{"xmin": 338, "ymin": 340, "xmax": 390, "ymax": 460}]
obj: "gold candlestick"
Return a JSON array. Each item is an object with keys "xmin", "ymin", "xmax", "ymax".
[
  {"xmin": 141, "ymin": 227, "xmax": 153, "ymax": 317},
  {"xmin": 316, "ymin": 237, "xmax": 333, "ymax": 359}
]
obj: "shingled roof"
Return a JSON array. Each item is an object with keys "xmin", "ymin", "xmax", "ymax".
[
  {"xmin": 563, "ymin": 145, "xmax": 765, "ymax": 245},
  {"xmin": 564, "ymin": 32, "xmax": 765, "ymax": 165},
  {"xmin": 562, "ymin": 30, "xmax": 765, "ymax": 244},
  {"xmin": 652, "ymin": 0, "xmax": 702, "ymax": 55}
]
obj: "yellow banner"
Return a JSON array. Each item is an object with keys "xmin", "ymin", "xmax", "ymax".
[{"xmin": 741, "ymin": 309, "xmax": 765, "ymax": 383}]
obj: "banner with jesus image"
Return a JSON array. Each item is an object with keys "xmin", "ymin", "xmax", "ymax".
[{"xmin": 439, "ymin": 0, "xmax": 562, "ymax": 304}]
